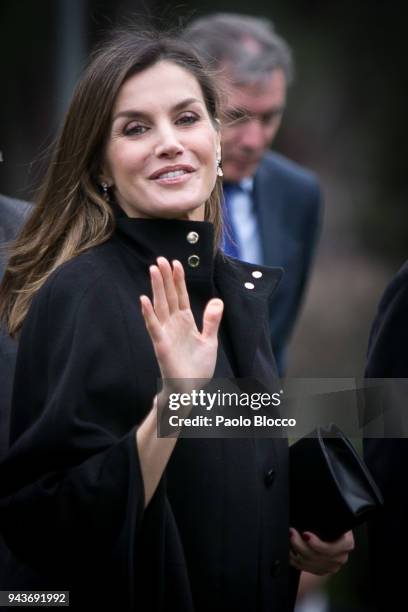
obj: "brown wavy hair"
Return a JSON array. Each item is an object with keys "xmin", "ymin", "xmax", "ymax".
[{"xmin": 0, "ymin": 29, "xmax": 223, "ymax": 337}]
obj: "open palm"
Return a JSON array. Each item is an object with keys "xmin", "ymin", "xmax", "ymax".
[{"xmin": 140, "ymin": 257, "xmax": 223, "ymax": 391}]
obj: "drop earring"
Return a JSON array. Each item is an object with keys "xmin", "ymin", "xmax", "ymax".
[
  {"xmin": 101, "ymin": 182, "xmax": 109, "ymax": 201},
  {"xmin": 216, "ymin": 158, "xmax": 224, "ymax": 177}
]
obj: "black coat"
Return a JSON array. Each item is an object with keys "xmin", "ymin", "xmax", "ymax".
[
  {"xmin": 0, "ymin": 218, "xmax": 290, "ymax": 612},
  {"xmin": 364, "ymin": 260, "xmax": 408, "ymax": 611}
]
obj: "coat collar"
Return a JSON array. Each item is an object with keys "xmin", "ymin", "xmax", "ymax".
[
  {"xmin": 115, "ymin": 217, "xmax": 215, "ymax": 282},
  {"xmin": 114, "ymin": 216, "xmax": 282, "ymax": 376}
]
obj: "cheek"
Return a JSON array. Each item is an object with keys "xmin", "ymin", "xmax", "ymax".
[
  {"xmin": 197, "ymin": 131, "xmax": 218, "ymax": 166},
  {"xmin": 107, "ymin": 143, "xmax": 146, "ymax": 179},
  {"xmin": 265, "ymin": 120, "xmax": 281, "ymax": 143},
  {"xmin": 221, "ymin": 127, "xmax": 240, "ymax": 146}
]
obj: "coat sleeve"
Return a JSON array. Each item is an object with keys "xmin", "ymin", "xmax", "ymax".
[
  {"xmin": 363, "ymin": 265, "xmax": 408, "ymax": 610},
  {"xmin": 0, "ymin": 264, "xmax": 147, "ymax": 579},
  {"xmin": 364, "ymin": 266, "xmax": 408, "ymax": 478},
  {"xmin": 365, "ymin": 266, "xmax": 408, "ymax": 378}
]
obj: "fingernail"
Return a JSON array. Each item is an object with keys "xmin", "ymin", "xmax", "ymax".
[
  {"xmin": 289, "ymin": 528, "xmax": 295, "ymax": 539},
  {"xmin": 301, "ymin": 533, "xmax": 310, "ymax": 542}
]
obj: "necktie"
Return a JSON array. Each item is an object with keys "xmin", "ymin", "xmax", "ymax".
[{"xmin": 222, "ymin": 183, "xmax": 241, "ymax": 258}]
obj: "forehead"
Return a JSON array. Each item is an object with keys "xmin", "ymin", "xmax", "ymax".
[
  {"xmin": 226, "ymin": 69, "xmax": 287, "ymax": 113},
  {"xmin": 113, "ymin": 60, "xmax": 205, "ymax": 112}
]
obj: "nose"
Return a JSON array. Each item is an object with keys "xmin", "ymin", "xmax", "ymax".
[
  {"xmin": 154, "ymin": 124, "xmax": 184, "ymax": 158},
  {"xmin": 239, "ymin": 119, "xmax": 268, "ymax": 151}
]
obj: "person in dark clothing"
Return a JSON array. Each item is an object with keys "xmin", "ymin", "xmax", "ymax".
[
  {"xmin": 364, "ymin": 261, "xmax": 408, "ymax": 611},
  {"xmin": 0, "ymin": 30, "xmax": 352, "ymax": 611},
  {"xmin": 0, "ymin": 192, "xmax": 31, "ymax": 458},
  {"xmin": 0, "ymin": 192, "xmax": 31, "ymax": 589}
]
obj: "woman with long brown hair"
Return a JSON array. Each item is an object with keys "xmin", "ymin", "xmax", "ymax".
[{"xmin": 0, "ymin": 28, "xmax": 352, "ymax": 611}]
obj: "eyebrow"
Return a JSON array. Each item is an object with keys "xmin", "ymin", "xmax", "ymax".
[
  {"xmin": 113, "ymin": 97, "xmax": 204, "ymax": 122},
  {"xmin": 226, "ymin": 105, "xmax": 285, "ymax": 119}
]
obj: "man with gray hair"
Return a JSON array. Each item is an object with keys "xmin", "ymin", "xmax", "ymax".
[{"xmin": 183, "ymin": 13, "xmax": 322, "ymax": 374}]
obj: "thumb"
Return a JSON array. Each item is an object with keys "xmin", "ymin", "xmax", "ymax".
[{"xmin": 202, "ymin": 298, "xmax": 224, "ymax": 340}]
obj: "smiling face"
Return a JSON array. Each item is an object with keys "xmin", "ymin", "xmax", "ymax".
[
  {"xmin": 221, "ymin": 69, "xmax": 286, "ymax": 182},
  {"xmin": 102, "ymin": 60, "xmax": 221, "ymax": 221}
]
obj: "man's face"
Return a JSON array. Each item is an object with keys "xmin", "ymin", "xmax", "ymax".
[{"xmin": 221, "ymin": 69, "xmax": 286, "ymax": 182}]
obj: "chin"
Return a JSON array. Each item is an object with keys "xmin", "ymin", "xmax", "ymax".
[
  {"xmin": 225, "ymin": 160, "xmax": 259, "ymax": 182},
  {"xmin": 223, "ymin": 166, "xmax": 245, "ymax": 183},
  {"xmin": 225, "ymin": 170, "xmax": 246, "ymax": 183}
]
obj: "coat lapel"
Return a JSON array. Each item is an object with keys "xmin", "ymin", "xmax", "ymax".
[{"xmin": 214, "ymin": 253, "xmax": 282, "ymax": 376}]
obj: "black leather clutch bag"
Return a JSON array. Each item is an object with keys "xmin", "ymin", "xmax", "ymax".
[{"xmin": 290, "ymin": 424, "xmax": 383, "ymax": 541}]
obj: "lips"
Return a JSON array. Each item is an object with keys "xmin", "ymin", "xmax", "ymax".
[{"xmin": 149, "ymin": 165, "xmax": 195, "ymax": 180}]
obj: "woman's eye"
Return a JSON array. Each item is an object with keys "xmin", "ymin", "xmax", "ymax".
[
  {"xmin": 176, "ymin": 113, "xmax": 199, "ymax": 125},
  {"xmin": 124, "ymin": 123, "xmax": 148, "ymax": 136}
]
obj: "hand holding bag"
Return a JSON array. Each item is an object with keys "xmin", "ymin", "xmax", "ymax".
[{"xmin": 290, "ymin": 424, "xmax": 384, "ymax": 542}]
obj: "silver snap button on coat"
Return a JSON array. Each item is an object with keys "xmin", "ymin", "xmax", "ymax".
[
  {"xmin": 188, "ymin": 254, "xmax": 200, "ymax": 268},
  {"xmin": 252, "ymin": 270, "xmax": 263, "ymax": 279},
  {"xmin": 186, "ymin": 231, "xmax": 199, "ymax": 244},
  {"xmin": 244, "ymin": 282, "xmax": 255, "ymax": 290},
  {"xmin": 264, "ymin": 468, "xmax": 276, "ymax": 487}
]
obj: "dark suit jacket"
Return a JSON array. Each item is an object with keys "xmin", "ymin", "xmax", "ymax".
[
  {"xmin": 0, "ymin": 218, "xmax": 291, "ymax": 611},
  {"xmin": 0, "ymin": 194, "xmax": 30, "ymax": 458},
  {"xmin": 363, "ymin": 261, "xmax": 408, "ymax": 610},
  {"xmin": 0, "ymin": 194, "xmax": 31, "ymax": 593},
  {"xmin": 253, "ymin": 151, "xmax": 322, "ymax": 373}
]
